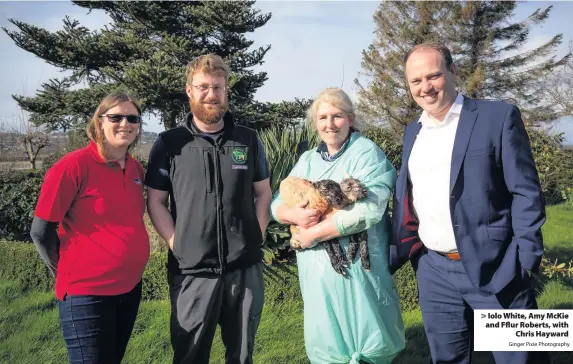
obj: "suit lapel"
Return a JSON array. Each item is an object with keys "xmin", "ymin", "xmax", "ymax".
[
  {"xmin": 402, "ymin": 122, "xmax": 422, "ymax": 171},
  {"xmin": 450, "ymin": 98, "xmax": 478, "ymax": 194},
  {"xmin": 398, "ymin": 122, "xmax": 422, "ymax": 201}
]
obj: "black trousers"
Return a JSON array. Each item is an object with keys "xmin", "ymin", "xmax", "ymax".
[{"xmin": 169, "ymin": 263, "xmax": 265, "ymax": 364}]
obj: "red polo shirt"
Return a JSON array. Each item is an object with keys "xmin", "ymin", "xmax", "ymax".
[{"xmin": 35, "ymin": 141, "xmax": 150, "ymax": 300}]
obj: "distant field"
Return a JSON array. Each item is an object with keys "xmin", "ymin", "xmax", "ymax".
[
  {"xmin": 0, "ymin": 160, "xmax": 42, "ymax": 171},
  {"xmin": 0, "ymin": 143, "xmax": 151, "ymax": 172},
  {"xmin": 0, "ymin": 132, "xmax": 156, "ymax": 169}
]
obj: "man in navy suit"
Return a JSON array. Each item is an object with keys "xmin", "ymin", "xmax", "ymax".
[{"xmin": 390, "ymin": 43, "xmax": 549, "ymax": 363}]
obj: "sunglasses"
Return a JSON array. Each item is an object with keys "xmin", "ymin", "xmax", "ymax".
[{"xmin": 100, "ymin": 114, "xmax": 142, "ymax": 124}]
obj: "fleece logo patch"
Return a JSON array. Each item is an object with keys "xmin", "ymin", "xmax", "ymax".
[
  {"xmin": 232, "ymin": 148, "xmax": 247, "ymax": 164},
  {"xmin": 231, "ymin": 148, "xmax": 248, "ymax": 170},
  {"xmin": 133, "ymin": 178, "xmax": 142, "ymax": 185}
]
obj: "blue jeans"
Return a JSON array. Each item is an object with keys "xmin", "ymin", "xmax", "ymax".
[{"xmin": 58, "ymin": 281, "xmax": 142, "ymax": 364}]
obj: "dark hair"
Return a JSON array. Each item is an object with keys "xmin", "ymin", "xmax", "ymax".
[{"xmin": 404, "ymin": 43, "xmax": 454, "ymax": 71}]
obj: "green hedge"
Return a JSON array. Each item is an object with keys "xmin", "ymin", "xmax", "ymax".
[
  {"xmin": 0, "ymin": 240, "xmax": 304, "ymax": 306},
  {"xmin": 0, "ymin": 240, "xmax": 420, "ymax": 310},
  {"xmin": 0, "ymin": 170, "xmax": 44, "ymax": 241},
  {"xmin": 0, "ymin": 239, "xmax": 54, "ymax": 293},
  {"xmin": 393, "ymin": 264, "xmax": 419, "ymax": 311}
]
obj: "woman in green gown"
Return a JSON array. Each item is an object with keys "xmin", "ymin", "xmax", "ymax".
[{"xmin": 270, "ymin": 87, "xmax": 406, "ymax": 364}]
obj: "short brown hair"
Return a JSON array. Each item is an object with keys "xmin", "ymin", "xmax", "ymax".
[
  {"xmin": 186, "ymin": 54, "xmax": 231, "ymax": 85},
  {"xmin": 86, "ymin": 91, "xmax": 142, "ymax": 160},
  {"xmin": 404, "ymin": 43, "xmax": 454, "ymax": 71}
]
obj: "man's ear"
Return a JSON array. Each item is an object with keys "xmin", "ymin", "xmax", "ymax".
[{"xmin": 185, "ymin": 84, "xmax": 193, "ymax": 99}]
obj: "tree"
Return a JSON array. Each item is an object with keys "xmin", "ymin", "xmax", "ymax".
[
  {"xmin": 355, "ymin": 1, "xmax": 457, "ymax": 132},
  {"xmin": 256, "ymin": 98, "xmax": 313, "ymax": 129},
  {"xmin": 356, "ymin": 1, "xmax": 569, "ymax": 131},
  {"xmin": 3, "ymin": 1, "xmax": 272, "ymax": 131},
  {"xmin": 452, "ymin": 2, "xmax": 569, "ymax": 123},
  {"xmin": 542, "ymin": 42, "xmax": 573, "ymax": 118},
  {"xmin": 0, "ymin": 121, "xmax": 19, "ymax": 163},
  {"xmin": 2, "ymin": 108, "xmax": 51, "ymax": 170}
]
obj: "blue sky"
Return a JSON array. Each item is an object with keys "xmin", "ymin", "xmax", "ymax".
[{"xmin": 1, "ymin": 1, "xmax": 572, "ymax": 143}]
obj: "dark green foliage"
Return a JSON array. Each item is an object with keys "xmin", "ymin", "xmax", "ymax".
[
  {"xmin": 393, "ymin": 264, "xmax": 419, "ymax": 311},
  {"xmin": 3, "ymin": 1, "xmax": 272, "ymax": 131},
  {"xmin": 257, "ymin": 123, "xmax": 319, "ymax": 259},
  {"xmin": 0, "ymin": 170, "xmax": 43, "ymax": 241},
  {"xmin": 66, "ymin": 129, "xmax": 90, "ymax": 152},
  {"xmin": 0, "ymin": 241, "xmax": 302, "ymax": 305},
  {"xmin": 362, "ymin": 127, "xmax": 403, "ymax": 171},
  {"xmin": 527, "ymin": 127, "xmax": 573, "ymax": 205},
  {"xmin": 12, "ymin": 80, "xmax": 117, "ymax": 132},
  {"xmin": 254, "ymin": 99, "xmax": 314, "ymax": 129},
  {"xmin": 258, "ymin": 123, "xmax": 319, "ymax": 196},
  {"xmin": 0, "ymin": 240, "xmax": 53, "ymax": 292},
  {"xmin": 41, "ymin": 151, "xmax": 64, "ymax": 173},
  {"xmin": 140, "ymin": 251, "xmax": 169, "ymax": 301}
]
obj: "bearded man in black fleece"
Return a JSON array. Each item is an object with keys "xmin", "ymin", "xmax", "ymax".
[{"xmin": 145, "ymin": 54, "xmax": 272, "ymax": 364}]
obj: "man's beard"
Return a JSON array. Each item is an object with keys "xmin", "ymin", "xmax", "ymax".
[{"xmin": 190, "ymin": 96, "xmax": 228, "ymax": 125}]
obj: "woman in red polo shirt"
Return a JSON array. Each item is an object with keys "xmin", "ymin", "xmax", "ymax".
[{"xmin": 30, "ymin": 91, "xmax": 150, "ymax": 364}]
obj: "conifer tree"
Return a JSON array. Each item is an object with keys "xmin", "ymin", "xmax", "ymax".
[
  {"xmin": 453, "ymin": 2, "xmax": 569, "ymax": 122},
  {"xmin": 356, "ymin": 1, "xmax": 569, "ymax": 130},
  {"xmin": 355, "ymin": 1, "xmax": 455, "ymax": 132},
  {"xmin": 3, "ymin": 1, "xmax": 271, "ymax": 130}
]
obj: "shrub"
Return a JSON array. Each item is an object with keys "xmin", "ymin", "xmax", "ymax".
[
  {"xmin": 527, "ymin": 127, "xmax": 573, "ymax": 205},
  {"xmin": 0, "ymin": 170, "xmax": 44, "ymax": 241},
  {"xmin": 362, "ymin": 126, "xmax": 403, "ymax": 171},
  {"xmin": 393, "ymin": 265, "xmax": 419, "ymax": 311},
  {"xmin": 41, "ymin": 150, "xmax": 65, "ymax": 173},
  {"xmin": 0, "ymin": 240, "xmax": 302, "ymax": 306},
  {"xmin": 6, "ymin": 240, "xmax": 573, "ymax": 314},
  {"xmin": 66, "ymin": 129, "xmax": 90, "ymax": 152},
  {"xmin": 3, "ymin": 123, "xmax": 570, "ymax": 315},
  {"xmin": 0, "ymin": 239, "xmax": 54, "ymax": 292},
  {"xmin": 258, "ymin": 124, "xmax": 319, "ymax": 259},
  {"xmin": 140, "ymin": 250, "xmax": 169, "ymax": 300}
]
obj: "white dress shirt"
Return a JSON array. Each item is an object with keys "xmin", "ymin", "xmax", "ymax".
[{"xmin": 408, "ymin": 93, "xmax": 464, "ymax": 253}]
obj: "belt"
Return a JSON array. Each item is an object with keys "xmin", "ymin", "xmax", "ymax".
[{"xmin": 436, "ymin": 251, "xmax": 461, "ymax": 261}]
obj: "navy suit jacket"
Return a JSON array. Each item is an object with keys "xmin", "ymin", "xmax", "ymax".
[{"xmin": 390, "ymin": 97, "xmax": 546, "ymax": 294}]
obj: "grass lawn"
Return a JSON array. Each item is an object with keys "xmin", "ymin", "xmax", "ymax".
[
  {"xmin": 1, "ymin": 204, "xmax": 573, "ymax": 363},
  {"xmin": 0, "ymin": 279, "xmax": 307, "ymax": 364},
  {"xmin": 542, "ymin": 204, "xmax": 573, "ymax": 264}
]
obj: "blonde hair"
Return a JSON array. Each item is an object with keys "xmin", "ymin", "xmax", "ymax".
[
  {"xmin": 186, "ymin": 54, "xmax": 231, "ymax": 86},
  {"xmin": 307, "ymin": 87, "xmax": 362, "ymax": 132},
  {"xmin": 86, "ymin": 91, "xmax": 142, "ymax": 160}
]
